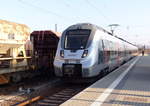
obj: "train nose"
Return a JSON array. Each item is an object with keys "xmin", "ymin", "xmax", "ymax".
[{"xmin": 62, "ymin": 64, "xmax": 82, "ymax": 77}]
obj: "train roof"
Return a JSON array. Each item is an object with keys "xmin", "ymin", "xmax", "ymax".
[
  {"xmin": 64, "ymin": 23, "xmax": 137, "ymax": 48},
  {"xmin": 115, "ymin": 36, "xmax": 137, "ymax": 47},
  {"xmin": 78, "ymin": 23, "xmax": 137, "ymax": 47},
  {"xmin": 68, "ymin": 23, "xmax": 105, "ymax": 31}
]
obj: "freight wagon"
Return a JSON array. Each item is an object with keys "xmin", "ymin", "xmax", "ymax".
[
  {"xmin": 0, "ymin": 19, "xmax": 33, "ymax": 84},
  {"xmin": 30, "ymin": 30, "xmax": 61, "ymax": 76}
]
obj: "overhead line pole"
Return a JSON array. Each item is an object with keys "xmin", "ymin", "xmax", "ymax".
[{"xmin": 108, "ymin": 24, "xmax": 120, "ymax": 36}]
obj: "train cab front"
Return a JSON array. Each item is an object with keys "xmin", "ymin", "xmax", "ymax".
[
  {"xmin": 54, "ymin": 49, "xmax": 91, "ymax": 77},
  {"xmin": 54, "ymin": 26, "xmax": 95, "ymax": 80}
]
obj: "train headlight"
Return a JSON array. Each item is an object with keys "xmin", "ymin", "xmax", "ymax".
[
  {"xmin": 60, "ymin": 50, "xmax": 64, "ymax": 58},
  {"xmin": 82, "ymin": 50, "xmax": 88, "ymax": 58}
]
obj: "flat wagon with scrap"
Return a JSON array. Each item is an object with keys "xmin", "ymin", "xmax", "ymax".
[{"xmin": 0, "ymin": 19, "xmax": 33, "ymax": 84}]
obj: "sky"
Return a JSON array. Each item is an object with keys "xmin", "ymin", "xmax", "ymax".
[{"xmin": 1, "ymin": 0, "xmax": 150, "ymax": 46}]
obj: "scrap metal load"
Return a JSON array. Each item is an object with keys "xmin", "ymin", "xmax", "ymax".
[
  {"xmin": 0, "ymin": 19, "xmax": 30, "ymax": 54},
  {"xmin": 0, "ymin": 19, "xmax": 31, "ymax": 84},
  {"xmin": 30, "ymin": 30, "xmax": 61, "ymax": 76}
]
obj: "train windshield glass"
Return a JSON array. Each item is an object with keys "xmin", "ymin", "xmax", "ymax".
[{"xmin": 64, "ymin": 29, "xmax": 91, "ymax": 50}]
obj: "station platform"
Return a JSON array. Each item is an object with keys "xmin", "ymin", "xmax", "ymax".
[{"xmin": 61, "ymin": 55, "xmax": 150, "ymax": 106}]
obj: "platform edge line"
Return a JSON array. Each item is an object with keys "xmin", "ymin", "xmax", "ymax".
[{"xmin": 90, "ymin": 57, "xmax": 140, "ymax": 106}]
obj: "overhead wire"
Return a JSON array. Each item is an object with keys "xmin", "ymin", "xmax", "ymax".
[
  {"xmin": 85, "ymin": 0, "xmax": 111, "ymax": 24},
  {"xmin": 61, "ymin": 0, "xmax": 89, "ymax": 21},
  {"xmin": 62, "ymin": 0, "xmax": 71, "ymax": 7},
  {"xmin": 17, "ymin": 0, "xmax": 73, "ymax": 22}
]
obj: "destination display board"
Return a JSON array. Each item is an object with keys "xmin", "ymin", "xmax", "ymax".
[{"xmin": 66, "ymin": 29, "xmax": 91, "ymax": 35}]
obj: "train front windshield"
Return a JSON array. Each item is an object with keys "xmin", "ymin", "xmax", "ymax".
[{"xmin": 64, "ymin": 29, "xmax": 91, "ymax": 50}]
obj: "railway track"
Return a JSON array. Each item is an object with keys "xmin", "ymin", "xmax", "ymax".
[
  {"xmin": 0, "ymin": 65, "xmax": 118, "ymax": 105},
  {"xmin": 14, "ymin": 69, "xmax": 110, "ymax": 105},
  {"xmin": 16, "ymin": 83, "xmax": 90, "ymax": 106},
  {"xmin": 0, "ymin": 74, "xmax": 61, "ymax": 105}
]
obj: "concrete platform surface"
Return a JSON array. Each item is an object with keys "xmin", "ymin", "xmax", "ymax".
[{"xmin": 61, "ymin": 55, "xmax": 150, "ymax": 106}]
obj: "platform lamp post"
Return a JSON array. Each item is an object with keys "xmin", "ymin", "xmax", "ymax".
[{"xmin": 108, "ymin": 24, "xmax": 120, "ymax": 36}]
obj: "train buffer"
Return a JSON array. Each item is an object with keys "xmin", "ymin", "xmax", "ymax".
[{"xmin": 61, "ymin": 55, "xmax": 150, "ymax": 106}]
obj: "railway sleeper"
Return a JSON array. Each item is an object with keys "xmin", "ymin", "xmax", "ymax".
[{"xmin": 0, "ymin": 74, "xmax": 10, "ymax": 84}]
